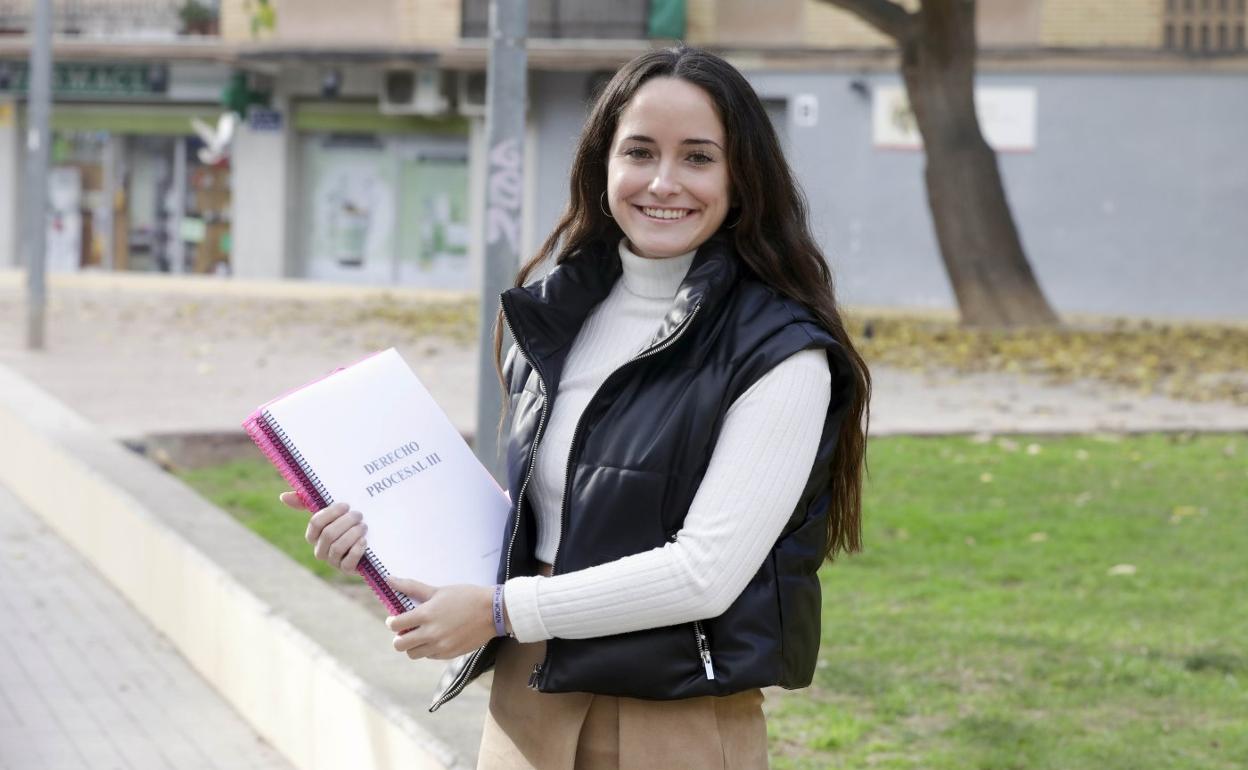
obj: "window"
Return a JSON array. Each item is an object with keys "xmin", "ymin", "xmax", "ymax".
[{"xmin": 1165, "ymin": 0, "xmax": 1247, "ymax": 51}]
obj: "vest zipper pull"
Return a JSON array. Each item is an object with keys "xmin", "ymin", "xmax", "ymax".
[
  {"xmin": 528, "ymin": 662, "xmax": 543, "ymax": 689},
  {"xmin": 695, "ymin": 623, "xmax": 715, "ymax": 680}
]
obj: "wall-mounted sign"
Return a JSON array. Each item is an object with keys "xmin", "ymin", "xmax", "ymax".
[
  {"xmin": 0, "ymin": 62, "xmax": 169, "ymax": 99},
  {"xmin": 247, "ymin": 107, "xmax": 283, "ymax": 132},
  {"xmin": 873, "ymin": 85, "xmax": 1037, "ymax": 152},
  {"xmin": 792, "ymin": 94, "xmax": 819, "ymax": 128}
]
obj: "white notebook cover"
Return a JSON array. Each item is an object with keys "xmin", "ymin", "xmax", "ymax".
[{"xmin": 263, "ymin": 348, "xmax": 509, "ymax": 591}]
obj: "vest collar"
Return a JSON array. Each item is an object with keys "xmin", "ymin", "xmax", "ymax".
[{"xmin": 500, "ymin": 232, "xmax": 741, "ymax": 382}]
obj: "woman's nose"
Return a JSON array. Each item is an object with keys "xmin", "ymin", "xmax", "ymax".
[{"xmin": 648, "ymin": 167, "xmax": 682, "ymax": 197}]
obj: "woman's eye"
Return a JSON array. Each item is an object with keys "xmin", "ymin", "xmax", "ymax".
[
  {"xmin": 688, "ymin": 152, "xmax": 713, "ymax": 164},
  {"xmin": 624, "ymin": 147, "xmax": 652, "ymax": 159}
]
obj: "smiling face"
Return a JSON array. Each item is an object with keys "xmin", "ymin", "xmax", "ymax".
[{"xmin": 606, "ymin": 77, "xmax": 732, "ymax": 260}]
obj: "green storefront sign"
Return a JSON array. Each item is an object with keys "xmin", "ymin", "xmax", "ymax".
[{"xmin": 0, "ymin": 62, "xmax": 168, "ymax": 98}]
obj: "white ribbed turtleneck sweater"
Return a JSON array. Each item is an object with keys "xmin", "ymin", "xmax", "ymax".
[{"xmin": 503, "ymin": 239, "xmax": 832, "ymax": 642}]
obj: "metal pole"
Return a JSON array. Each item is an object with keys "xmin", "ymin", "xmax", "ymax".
[
  {"xmin": 474, "ymin": 0, "xmax": 527, "ymax": 482},
  {"xmin": 101, "ymin": 134, "xmax": 119, "ymax": 270},
  {"xmin": 24, "ymin": 0, "xmax": 52, "ymax": 350},
  {"xmin": 169, "ymin": 136, "xmax": 187, "ymax": 273}
]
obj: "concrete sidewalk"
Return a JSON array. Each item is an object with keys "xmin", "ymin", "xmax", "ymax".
[
  {"xmin": 1, "ymin": 275, "xmax": 1245, "ymax": 441},
  {"xmin": 0, "ymin": 483, "xmax": 291, "ymax": 770}
]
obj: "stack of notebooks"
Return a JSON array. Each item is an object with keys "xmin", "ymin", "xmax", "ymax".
[{"xmin": 243, "ymin": 348, "xmax": 510, "ymax": 614}]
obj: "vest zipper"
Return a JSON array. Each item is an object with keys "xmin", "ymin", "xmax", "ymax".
[
  {"xmin": 668, "ymin": 531, "xmax": 715, "ymax": 680},
  {"xmin": 430, "ymin": 301, "xmax": 550, "ymax": 712},
  {"xmin": 436, "ymin": 298, "xmax": 704, "ymax": 708},
  {"xmin": 538, "ymin": 302, "xmax": 705, "ymax": 688},
  {"xmin": 693, "ymin": 620, "xmax": 715, "ymax": 680}
]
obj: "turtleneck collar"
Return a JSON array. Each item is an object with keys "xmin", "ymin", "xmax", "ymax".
[{"xmin": 618, "ymin": 239, "xmax": 696, "ymax": 300}]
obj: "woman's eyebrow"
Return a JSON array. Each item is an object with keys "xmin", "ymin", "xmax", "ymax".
[{"xmin": 622, "ymin": 134, "xmax": 723, "ymax": 150}]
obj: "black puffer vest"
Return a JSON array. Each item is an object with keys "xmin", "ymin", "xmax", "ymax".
[{"xmin": 430, "ymin": 233, "xmax": 855, "ymax": 711}]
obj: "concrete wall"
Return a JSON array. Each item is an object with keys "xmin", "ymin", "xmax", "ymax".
[
  {"xmin": 524, "ymin": 68, "xmax": 1248, "ymax": 321},
  {"xmin": 742, "ymin": 69, "xmax": 1248, "ymax": 320},
  {"xmin": 1041, "ymin": 0, "xmax": 1164, "ymax": 47},
  {"xmin": 231, "ymin": 96, "xmax": 294, "ymax": 279},
  {"xmin": 0, "ymin": 99, "xmax": 18, "ymax": 268},
  {"xmin": 529, "ymin": 71, "xmax": 593, "ymax": 264},
  {"xmin": 398, "ymin": 0, "xmax": 462, "ymax": 44}
]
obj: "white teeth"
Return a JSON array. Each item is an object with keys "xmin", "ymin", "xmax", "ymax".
[{"xmin": 641, "ymin": 207, "xmax": 690, "ymax": 220}]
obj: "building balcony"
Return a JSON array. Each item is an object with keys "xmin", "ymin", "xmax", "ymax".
[
  {"xmin": 460, "ymin": 0, "xmax": 669, "ymax": 40},
  {"xmin": 0, "ymin": 0, "xmax": 220, "ymax": 39}
]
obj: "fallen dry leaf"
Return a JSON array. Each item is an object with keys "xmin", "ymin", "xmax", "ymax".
[{"xmin": 850, "ymin": 315, "xmax": 1248, "ymax": 405}]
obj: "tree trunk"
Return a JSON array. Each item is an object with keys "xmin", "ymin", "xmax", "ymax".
[
  {"xmin": 820, "ymin": 0, "xmax": 1060, "ymax": 328},
  {"xmin": 901, "ymin": 0, "xmax": 1058, "ymax": 327}
]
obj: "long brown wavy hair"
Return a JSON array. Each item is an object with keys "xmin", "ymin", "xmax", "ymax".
[{"xmin": 494, "ymin": 46, "xmax": 871, "ymax": 561}]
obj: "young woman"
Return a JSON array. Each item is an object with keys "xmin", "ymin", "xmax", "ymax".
[{"xmin": 290, "ymin": 46, "xmax": 870, "ymax": 769}]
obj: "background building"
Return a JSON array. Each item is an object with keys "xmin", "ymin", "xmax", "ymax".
[{"xmin": 1, "ymin": 0, "xmax": 1245, "ymax": 317}]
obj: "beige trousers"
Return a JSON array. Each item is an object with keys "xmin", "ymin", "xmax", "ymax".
[{"xmin": 477, "ymin": 638, "xmax": 769, "ymax": 770}]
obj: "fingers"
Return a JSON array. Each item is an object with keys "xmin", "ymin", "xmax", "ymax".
[
  {"xmin": 278, "ymin": 491, "xmax": 308, "ymax": 511},
  {"xmin": 326, "ymin": 522, "xmax": 367, "ymax": 570},
  {"xmin": 308, "ymin": 505, "xmax": 364, "ymax": 563},
  {"xmin": 337, "ymin": 537, "xmax": 368, "ymax": 574},
  {"xmin": 387, "ymin": 607, "xmax": 424, "ymax": 634},
  {"xmin": 385, "ymin": 577, "xmax": 437, "ymax": 603},
  {"xmin": 391, "ymin": 622, "xmax": 437, "ymax": 659},
  {"xmin": 315, "ymin": 515, "xmax": 364, "ymax": 563},
  {"xmin": 305, "ymin": 501, "xmax": 350, "ymax": 548}
]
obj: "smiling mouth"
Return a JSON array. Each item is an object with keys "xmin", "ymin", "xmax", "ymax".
[{"xmin": 637, "ymin": 206, "xmax": 695, "ymax": 221}]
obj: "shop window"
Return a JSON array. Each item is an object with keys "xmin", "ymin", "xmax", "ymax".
[{"xmin": 1165, "ymin": 0, "xmax": 1247, "ymax": 51}]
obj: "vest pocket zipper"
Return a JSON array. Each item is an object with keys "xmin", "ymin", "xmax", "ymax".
[
  {"xmin": 694, "ymin": 621, "xmax": 715, "ymax": 680},
  {"xmin": 672, "ymin": 531, "xmax": 716, "ymax": 681},
  {"xmin": 528, "ymin": 662, "xmax": 544, "ymax": 689}
]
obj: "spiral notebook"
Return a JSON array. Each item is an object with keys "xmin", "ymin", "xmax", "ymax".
[{"xmin": 242, "ymin": 348, "xmax": 509, "ymax": 615}]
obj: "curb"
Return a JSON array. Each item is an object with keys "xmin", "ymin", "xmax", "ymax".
[
  {"xmin": 0, "ymin": 362, "xmax": 486, "ymax": 770},
  {"xmin": 0, "ymin": 268, "xmax": 475, "ymax": 304}
]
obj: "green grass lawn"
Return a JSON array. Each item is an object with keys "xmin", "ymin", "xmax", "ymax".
[
  {"xmin": 766, "ymin": 433, "xmax": 1248, "ymax": 770},
  {"xmin": 177, "ymin": 433, "xmax": 1248, "ymax": 769}
]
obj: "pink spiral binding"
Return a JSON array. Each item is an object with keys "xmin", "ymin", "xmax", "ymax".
[{"xmin": 242, "ymin": 410, "xmax": 416, "ymax": 616}]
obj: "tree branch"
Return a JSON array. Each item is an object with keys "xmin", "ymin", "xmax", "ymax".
[{"xmin": 815, "ymin": 0, "xmax": 914, "ymax": 42}]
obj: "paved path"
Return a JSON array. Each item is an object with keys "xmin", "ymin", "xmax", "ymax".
[
  {"xmin": 0, "ymin": 276, "xmax": 1245, "ymax": 441},
  {"xmin": 0, "ymin": 483, "xmax": 293, "ymax": 770},
  {"xmin": 0, "ymin": 280, "xmax": 478, "ymax": 441}
]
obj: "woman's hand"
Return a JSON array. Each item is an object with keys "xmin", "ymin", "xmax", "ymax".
[
  {"xmin": 384, "ymin": 578, "xmax": 497, "ymax": 661},
  {"xmin": 279, "ymin": 492, "xmax": 368, "ymax": 575}
]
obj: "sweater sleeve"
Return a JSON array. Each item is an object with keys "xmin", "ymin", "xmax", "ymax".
[{"xmin": 502, "ymin": 346, "xmax": 833, "ymax": 642}]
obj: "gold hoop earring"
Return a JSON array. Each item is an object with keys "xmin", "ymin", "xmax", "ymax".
[{"xmin": 599, "ymin": 191, "xmax": 614, "ymax": 219}]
